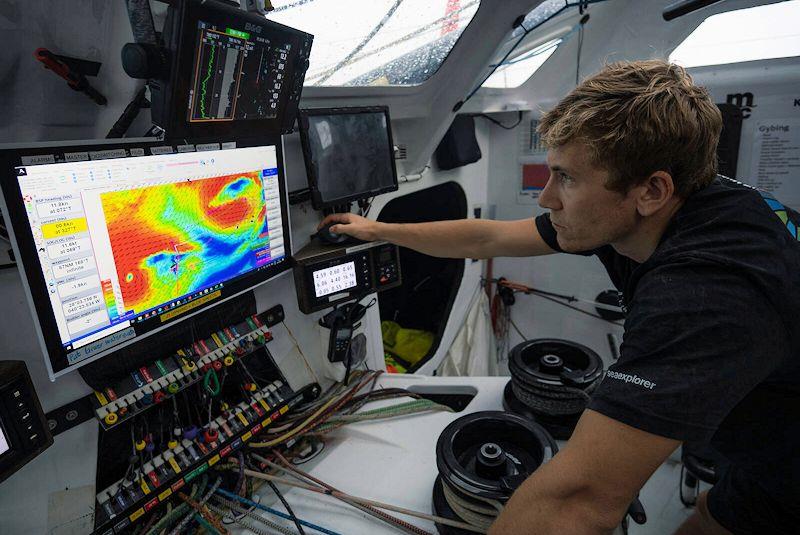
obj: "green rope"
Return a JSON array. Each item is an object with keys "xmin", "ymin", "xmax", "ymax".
[
  {"xmin": 314, "ymin": 399, "xmax": 452, "ymax": 432},
  {"xmin": 338, "ymin": 398, "xmax": 451, "ymax": 419},
  {"xmin": 144, "ymin": 477, "xmax": 204, "ymax": 535},
  {"xmin": 193, "ymin": 512, "xmax": 222, "ymax": 535}
]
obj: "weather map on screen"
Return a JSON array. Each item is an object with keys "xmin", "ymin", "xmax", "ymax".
[
  {"xmin": 101, "ymin": 170, "xmax": 274, "ymax": 315},
  {"xmin": 12, "ymin": 145, "xmax": 287, "ymax": 371}
]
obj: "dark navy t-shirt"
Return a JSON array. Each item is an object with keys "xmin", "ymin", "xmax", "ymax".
[{"xmin": 535, "ymin": 176, "xmax": 800, "ymax": 501}]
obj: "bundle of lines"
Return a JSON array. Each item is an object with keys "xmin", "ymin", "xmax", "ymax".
[
  {"xmin": 249, "ymin": 370, "xmax": 452, "ymax": 448},
  {"xmin": 136, "ymin": 371, "xmax": 486, "ymax": 535}
]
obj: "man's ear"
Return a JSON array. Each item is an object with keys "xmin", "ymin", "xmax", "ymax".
[{"xmin": 635, "ymin": 171, "xmax": 675, "ymax": 217}]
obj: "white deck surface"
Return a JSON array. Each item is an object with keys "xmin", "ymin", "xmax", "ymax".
[{"xmin": 241, "ymin": 374, "xmax": 699, "ymax": 535}]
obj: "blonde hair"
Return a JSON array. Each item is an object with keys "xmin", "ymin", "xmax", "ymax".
[{"xmin": 538, "ymin": 60, "xmax": 723, "ymax": 197}]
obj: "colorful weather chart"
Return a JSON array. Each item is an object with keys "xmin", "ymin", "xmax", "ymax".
[{"xmin": 100, "ymin": 171, "xmax": 271, "ymax": 314}]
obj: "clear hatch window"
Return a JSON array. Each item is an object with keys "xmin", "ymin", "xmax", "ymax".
[
  {"xmin": 482, "ymin": 38, "xmax": 561, "ymax": 88},
  {"xmin": 669, "ymin": 0, "xmax": 800, "ymax": 68},
  {"xmin": 267, "ymin": 0, "xmax": 481, "ymax": 86},
  {"xmin": 477, "ymin": 0, "xmax": 571, "ymax": 90}
]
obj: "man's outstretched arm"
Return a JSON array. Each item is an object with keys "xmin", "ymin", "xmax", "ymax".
[
  {"xmin": 318, "ymin": 213, "xmax": 555, "ymax": 259},
  {"xmin": 489, "ymin": 410, "xmax": 680, "ymax": 535}
]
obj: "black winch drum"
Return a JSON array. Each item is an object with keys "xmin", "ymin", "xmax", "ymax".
[
  {"xmin": 432, "ymin": 411, "xmax": 558, "ymax": 534},
  {"xmin": 504, "ymin": 339, "xmax": 604, "ymax": 440}
]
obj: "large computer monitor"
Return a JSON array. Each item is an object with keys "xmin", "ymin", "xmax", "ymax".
[
  {"xmin": 0, "ymin": 140, "xmax": 291, "ymax": 379},
  {"xmin": 298, "ymin": 106, "xmax": 398, "ymax": 210}
]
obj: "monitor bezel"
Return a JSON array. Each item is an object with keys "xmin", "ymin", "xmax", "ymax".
[
  {"xmin": 298, "ymin": 106, "xmax": 399, "ymax": 210},
  {"xmin": 0, "ymin": 138, "xmax": 293, "ymax": 380},
  {"xmin": 157, "ymin": 0, "xmax": 313, "ymax": 141}
]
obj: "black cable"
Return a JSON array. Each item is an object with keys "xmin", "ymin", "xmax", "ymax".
[
  {"xmin": 476, "ymin": 111, "xmax": 524, "ymax": 130},
  {"xmin": 266, "ymin": 480, "xmax": 306, "ymax": 535},
  {"xmin": 508, "ymin": 316, "xmax": 527, "ymax": 342},
  {"xmin": 522, "ymin": 286, "xmax": 577, "ymax": 303},
  {"xmin": 360, "ymin": 197, "xmax": 375, "ymax": 218},
  {"xmin": 489, "ymin": 276, "xmax": 622, "ymax": 324},
  {"xmin": 343, "ymin": 349, "xmax": 354, "ymax": 387},
  {"xmin": 525, "ymin": 291, "xmax": 622, "ymax": 326},
  {"xmin": 342, "ymin": 301, "xmax": 360, "ymax": 386},
  {"xmin": 490, "ymin": 277, "xmax": 580, "ymax": 304},
  {"xmin": 106, "ymin": 84, "xmax": 148, "ymax": 138},
  {"xmin": 0, "ymin": 262, "xmax": 17, "ymax": 270}
]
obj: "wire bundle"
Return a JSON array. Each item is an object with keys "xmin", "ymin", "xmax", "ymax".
[
  {"xmin": 241, "ymin": 452, "xmax": 485, "ymax": 535},
  {"xmin": 233, "ymin": 372, "xmax": 478, "ymax": 534},
  {"xmin": 249, "ymin": 370, "xmax": 451, "ymax": 448},
  {"xmin": 134, "ymin": 370, "xmax": 458, "ymax": 534}
]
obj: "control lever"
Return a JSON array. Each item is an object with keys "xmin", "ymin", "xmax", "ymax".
[{"xmin": 34, "ymin": 48, "xmax": 107, "ymax": 105}]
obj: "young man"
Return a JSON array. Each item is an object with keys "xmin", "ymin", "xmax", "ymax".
[{"xmin": 318, "ymin": 60, "xmax": 800, "ymax": 534}]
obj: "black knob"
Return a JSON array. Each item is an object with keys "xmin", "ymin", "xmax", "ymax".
[{"xmin": 121, "ymin": 42, "xmax": 167, "ymax": 79}]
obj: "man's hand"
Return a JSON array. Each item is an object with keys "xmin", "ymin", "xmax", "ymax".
[
  {"xmin": 316, "ymin": 215, "xmax": 555, "ymax": 259},
  {"xmin": 318, "ymin": 213, "xmax": 381, "ymax": 241},
  {"xmin": 488, "ymin": 410, "xmax": 680, "ymax": 535}
]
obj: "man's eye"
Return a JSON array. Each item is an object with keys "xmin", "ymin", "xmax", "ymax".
[{"xmin": 559, "ymin": 173, "xmax": 572, "ymax": 183}]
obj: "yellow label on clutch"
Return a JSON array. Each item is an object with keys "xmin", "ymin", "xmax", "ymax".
[
  {"xmin": 94, "ymin": 390, "xmax": 108, "ymax": 406},
  {"xmin": 168, "ymin": 457, "xmax": 181, "ymax": 474}
]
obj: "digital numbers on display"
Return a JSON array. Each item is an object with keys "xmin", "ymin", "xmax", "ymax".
[{"xmin": 313, "ymin": 261, "xmax": 357, "ymax": 298}]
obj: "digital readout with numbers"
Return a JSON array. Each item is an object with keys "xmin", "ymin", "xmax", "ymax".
[{"xmin": 312, "ymin": 261, "xmax": 357, "ymax": 298}]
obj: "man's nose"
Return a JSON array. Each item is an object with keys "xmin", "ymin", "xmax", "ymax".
[{"xmin": 538, "ymin": 176, "xmax": 561, "ymax": 210}]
